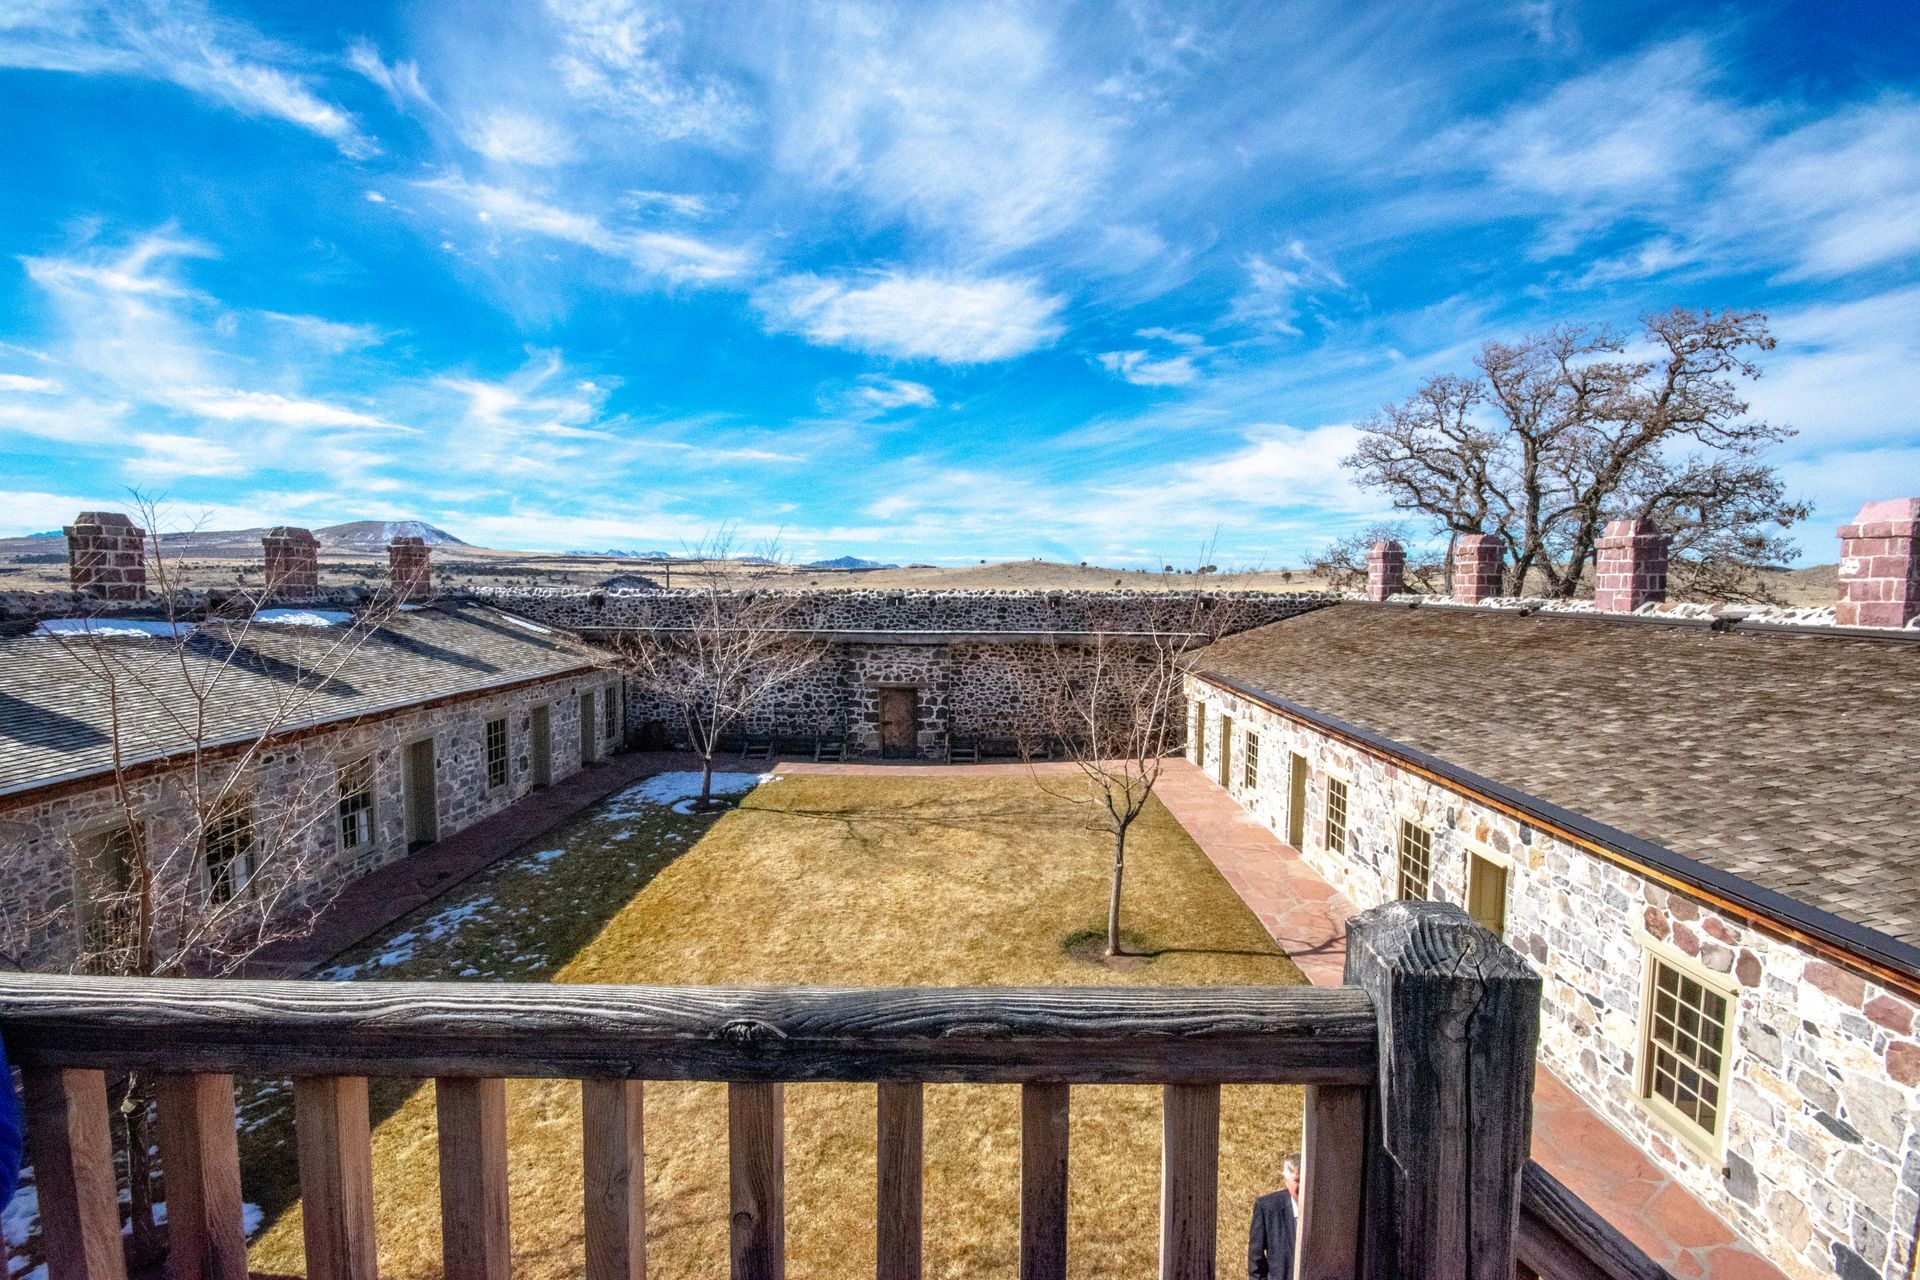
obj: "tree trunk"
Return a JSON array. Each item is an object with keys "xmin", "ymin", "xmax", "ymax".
[
  {"xmin": 118, "ymin": 1075, "xmax": 164, "ymax": 1268},
  {"xmin": 1106, "ymin": 826, "xmax": 1127, "ymax": 957},
  {"xmin": 700, "ymin": 751, "xmax": 715, "ymax": 808}
]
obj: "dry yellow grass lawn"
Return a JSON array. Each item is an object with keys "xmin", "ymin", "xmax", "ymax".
[{"xmin": 250, "ymin": 774, "xmax": 1306, "ymax": 1280}]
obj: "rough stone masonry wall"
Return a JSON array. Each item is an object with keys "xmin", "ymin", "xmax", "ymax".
[
  {"xmin": 1185, "ymin": 675, "xmax": 1920, "ymax": 1280},
  {"xmin": 500, "ymin": 589, "xmax": 1333, "ymax": 755},
  {"xmin": 0, "ymin": 669, "xmax": 617, "ymax": 969}
]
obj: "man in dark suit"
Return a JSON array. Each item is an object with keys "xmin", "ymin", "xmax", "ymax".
[{"xmin": 1248, "ymin": 1152, "xmax": 1301, "ymax": 1279}]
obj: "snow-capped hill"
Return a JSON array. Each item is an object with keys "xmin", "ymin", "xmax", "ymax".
[
  {"xmin": 316, "ymin": 520, "xmax": 468, "ymax": 550},
  {"xmin": 808, "ymin": 555, "xmax": 898, "ymax": 570}
]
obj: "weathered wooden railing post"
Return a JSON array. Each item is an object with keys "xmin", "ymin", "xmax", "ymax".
[{"xmin": 1345, "ymin": 900, "xmax": 1540, "ymax": 1280}]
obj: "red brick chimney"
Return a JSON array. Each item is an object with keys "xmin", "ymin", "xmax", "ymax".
[
  {"xmin": 1452, "ymin": 533, "xmax": 1502, "ymax": 604},
  {"xmin": 1592, "ymin": 517, "xmax": 1669, "ymax": 613},
  {"xmin": 1837, "ymin": 498, "xmax": 1920, "ymax": 628},
  {"xmin": 1365, "ymin": 540, "xmax": 1405, "ymax": 601},
  {"xmin": 388, "ymin": 536, "xmax": 432, "ymax": 604},
  {"xmin": 64, "ymin": 511, "xmax": 147, "ymax": 600},
  {"xmin": 262, "ymin": 527, "xmax": 320, "ymax": 600}
]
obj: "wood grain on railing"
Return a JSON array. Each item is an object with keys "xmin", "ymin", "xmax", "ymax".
[
  {"xmin": 293, "ymin": 1075, "xmax": 379, "ymax": 1280},
  {"xmin": 582, "ymin": 1078, "xmax": 647, "ymax": 1280},
  {"xmin": 1018, "ymin": 1083, "xmax": 1070, "ymax": 1280},
  {"xmin": 436, "ymin": 1077, "xmax": 512, "ymax": 1280},
  {"xmin": 0, "ymin": 976, "xmax": 1376, "ymax": 1083},
  {"xmin": 1517, "ymin": 1162, "xmax": 1676, "ymax": 1280},
  {"xmin": 1295, "ymin": 1083, "xmax": 1366, "ymax": 1280},
  {"xmin": 1158, "ymin": 1083, "xmax": 1220, "ymax": 1280},
  {"xmin": 875, "ymin": 1082, "xmax": 924, "ymax": 1280},
  {"xmin": 153, "ymin": 1073, "xmax": 249, "ymax": 1280},
  {"xmin": 729, "ymin": 1082, "xmax": 785, "ymax": 1280},
  {"xmin": 20, "ymin": 1067, "xmax": 127, "ymax": 1280}
]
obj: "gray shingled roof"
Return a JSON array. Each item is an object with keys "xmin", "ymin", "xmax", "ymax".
[
  {"xmin": 0, "ymin": 603, "xmax": 595, "ymax": 798},
  {"xmin": 1188, "ymin": 603, "xmax": 1920, "ymax": 955}
]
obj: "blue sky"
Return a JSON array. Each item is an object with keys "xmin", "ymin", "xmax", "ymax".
[{"xmin": 1, "ymin": 1, "xmax": 1915, "ymax": 567}]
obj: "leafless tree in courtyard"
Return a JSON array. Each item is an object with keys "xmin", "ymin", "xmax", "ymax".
[
  {"xmin": 1025, "ymin": 561, "xmax": 1249, "ymax": 958},
  {"xmin": 1306, "ymin": 523, "xmax": 1447, "ymax": 593},
  {"xmin": 608, "ymin": 529, "xmax": 827, "ymax": 808},
  {"xmin": 1343, "ymin": 308, "xmax": 1807, "ymax": 600},
  {"xmin": 0, "ymin": 493, "xmax": 398, "ymax": 1264}
]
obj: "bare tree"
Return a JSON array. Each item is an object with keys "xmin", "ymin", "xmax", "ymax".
[
  {"xmin": 1344, "ymin": 309, "xmax": 1806, "ymax": 598},
  {"xmin": 0, "ymin": 494, "xmax": 398, "ymax": 1263},
  {"xmin": 1024, "ymin": 579, "xmax": 1244, "ymax": 958},
  {"xmin": 1306, "ymin": 523, "xmax": 1447, "ymax": 594},
  {"xmin": 609, "ymin": 530, "xmax": 827, "ymax": 808}
]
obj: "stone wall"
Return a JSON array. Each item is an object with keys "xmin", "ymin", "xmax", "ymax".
[
  {"xmin": 0, "ymin": 669, "xmax": 619, "ymax": 969},
  {"xmin": 1185, "ymin": 674, "xmax": 1920, "ymax": 1280}
]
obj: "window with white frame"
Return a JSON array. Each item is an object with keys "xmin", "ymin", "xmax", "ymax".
[
  {"xmin": 337, "ymin": 756, "xmax": 376, "ymax": 852},
  {"xmin": 485, "ymin": 717, "xmax": 509, "ymax": 790},
  {"xmin": 1243, "ymin": 731, "xmax": 1260, "ymax": 790},
  {"xmin": 1639, "ymin": 949, "xmax": 1734, "ymax": 1148},
  {"xmin": 1324, "ymin": 777, "xmax": 1348, "ymax": 855},
  {"xmin": 203, "ymin": 797, "xmax": 254, "ymax": 904},
  {"xmin": 1396, "ymin": 818, "xmax": 1432, "ymax": 900}
]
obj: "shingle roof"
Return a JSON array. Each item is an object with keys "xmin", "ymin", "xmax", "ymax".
[
  {"xmin": 1189, "ymin": 603, "xmax": 1920, "ymax": 956},
  {"xmin": 0, "ymin": 603, "xmax": 595, "ymax": 799}
]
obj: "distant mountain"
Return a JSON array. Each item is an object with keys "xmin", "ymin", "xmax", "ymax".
[
  {"xmin": 807, "ymin": 555, "xmax": 898, "ymax": 570},
  {"xmin": 316, "ymin": 520, "xmax": 468, "ymax": 550},
  {"xmin": 566, "ymin": 548, "xmax": 675, "ymax": 559}
]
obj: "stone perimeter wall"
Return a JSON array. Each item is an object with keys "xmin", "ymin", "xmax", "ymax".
[
  {"xmin": 1185, "ymin": 674, "xmax": 1920, "ymax": 1280},
  {"xmin": 486, "ymin": 589, "xmax": 1335, "ymax": 755},
  {"xmin": 1, "ymin": 670, "xmax": 620, "ymax": 968}
]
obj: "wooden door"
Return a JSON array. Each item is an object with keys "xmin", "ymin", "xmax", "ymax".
[
  {"xmin": 1468, "ymin": 854, "xmax": 1509, "ymax": 936},
  {"xmin": 579, "ymin": 691, "xmax": 596, "ymax": 763},
  {"xmin": 531, "ymin": 705, "xmax": 552, "ymax": 787},
  {"xmin": 404, "ymin": 738, "xmax": 437, "ymax": 849},
  {"xmin": 1287, "ymin": 753, "xmax": 1308, "ymax": 848},
  {"xmin": 879, "ymin": 688, "xmax": 917, "ymax": 758}
]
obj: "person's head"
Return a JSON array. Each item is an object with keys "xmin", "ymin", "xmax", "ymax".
[{"xmin": 1282, "ymin": 1152, "xmax": 1302, "ymax": 1198}]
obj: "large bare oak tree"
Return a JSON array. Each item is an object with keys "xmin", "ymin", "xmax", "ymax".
[{"xmin": 1341, "ymin": 309, "xmax": 1807, "ymax": 600}]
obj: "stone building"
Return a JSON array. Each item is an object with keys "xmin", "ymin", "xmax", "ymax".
[
  {"xmin": 1181, "ymin": 504, "xmax": 1920, "ymax": 1280},
  {"xmin": 0, "ymin": 518, "xmax": 621, "ymax": 969}
]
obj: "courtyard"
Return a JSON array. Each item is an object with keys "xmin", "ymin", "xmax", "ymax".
[{"xmin": 244, "ymin": 769, "xmax": 1308, "ymax": 1280}]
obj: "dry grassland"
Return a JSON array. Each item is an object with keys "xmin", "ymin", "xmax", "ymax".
[{"xmin": 248, "ymin": 774, "xmax": 1307, "ymax": 1280}]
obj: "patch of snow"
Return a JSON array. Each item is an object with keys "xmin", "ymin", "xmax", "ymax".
[
  {"xmin": 602, "ymin": 771, "xmax": 775, "ymax": 817},
  {"xmin": 4, "ymin": 1185, "xmax": 38, "ymax": 1250},
  {"xmin": 317, "ymin": 896, "xmax": 496, "ymax": 979},
  {"xmin": 253, "ymin": 608, "xmax": 352, "ymax": 627},
  {"xmin": 532, "ymin": 848, "xmax": 565, "ymax": 863},
  {"xmin": 491, "ymin": 611, "xmax": 554, "ymax": 634},
  {"xmin": 33, "ymin": 618, "xmax": 186, "ymax": 638}
]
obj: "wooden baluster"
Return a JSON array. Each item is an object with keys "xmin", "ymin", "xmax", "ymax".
[
  {"xmin": 1346, "ymin": 902, "xmax": 1540, "ymax": 1280},
  {"xmin": 1019, "ymin": 1083, "xmax": 1069, "ymax": 1280},
  {"xmin": 294, "ymin": 1076, "xmax": 379, "ymax": 1280},
  {"xmin": 582, "ymin": 1079, "xmax": 647, "ymax": 1280},
  {"xmin": 1294, "ymin": 1084, "xmax": 1366, "ymax": 1280},
  {"xmin": 875, "ymin": 1082, "xmax": 923, "ymax": 1280},
  {"xmin": 21, "ymin": 1067, "xmax": 128, "ymax": 1280},
  {"xmin": 728, "ymin": 1083, "xmax": 785, "ymax": 1280},
  {"xmin": 436, "ymin": 1078, "xmax": 512, "ymax": 1280},
  {"xmin": 154, "ymin": 1073, "xmax": 249, "ymax": 1280},
  {"xmin": 1159, "ymin": 1083, "xmax": 1220, "ymax": 1280}
]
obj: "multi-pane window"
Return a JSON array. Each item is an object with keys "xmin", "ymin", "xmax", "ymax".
[
  {"xmin": 203, "ymin": 799, "xmax": 254, "ymax": 904},
  {"xmin": 1396, "ymin": 819, "xmax": 1432, "ymax": 900},
  {"xmin": 603, "ymin": 685, "xmax": 619, "ymax": 742},
  {"xmin": 485, "ymin": 718, "xmax": 509, "ymax": 790},
  {"xmin": 1641, "ymin": 955, "xmax": 1732, "ymax": 1144},
  {"xmin": 77, "ymin": 826, "xmax": 138, "ymax": 967},
  {"xmin": 337, "ymin": 756, "xmax": 375, "ymax": 851},
  {"xmin": 1243, "ymin": 732, "xmax": 1260, "ymax": 790},
  {"xmin": 1324, "ymin": 778, "xmax": 1349, "ymax": 855}
]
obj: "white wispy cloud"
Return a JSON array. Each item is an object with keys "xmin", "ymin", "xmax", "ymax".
[
  {"xmin": 169, "ymin": 388, "xmax": 410, "ymax": 432},
  {"xmin": 544, "ymin": 0, "xmax": 750, "ymax": 143},
  {"xmin": 770, "ymin": 4, "xmax": 1110, "ymax": 252},
  {"xmin": 127, "ymin": 430, "xmax": 250, "ymax": 479},
  {"xmin": 256, "ymin": 312, "xmax": 386, "ymax": 355},
  {"xmin": 346, "ymin": 38, "xmax": 432, "ymax": 112},
  {"xmin": 1233, "ymin": 241, "xmax": 1352, "ymax": 334},
  {"xmin": 824, "ymin": 375, "xmax": 939, "ymax": 416},
  {"xmin": 1096, "ymin": 328, "xmax": 1210, "ymax": 387},
  {"xmin": 418, "ymin": 174, "xmax": 753, "ymax": 284},
  {"xmin": 754, "ymin": 271, "xmax": 1065, "ymax": 363},
  {"xmin": 462, "ymin": 110, "xmax": 578, "ymax": 166},
  {"xmin": 1, "ymin": 0, "xmax": 374, "ymax": 156},
  {"xmin": 0, "ymin": 373, "xmax": 60, "ymax": 394}
]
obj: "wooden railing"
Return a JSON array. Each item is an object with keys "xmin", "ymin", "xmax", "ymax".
[{"xmin": 0, "ymin": 902, "xmax": 1674, "ymax": 1280}]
